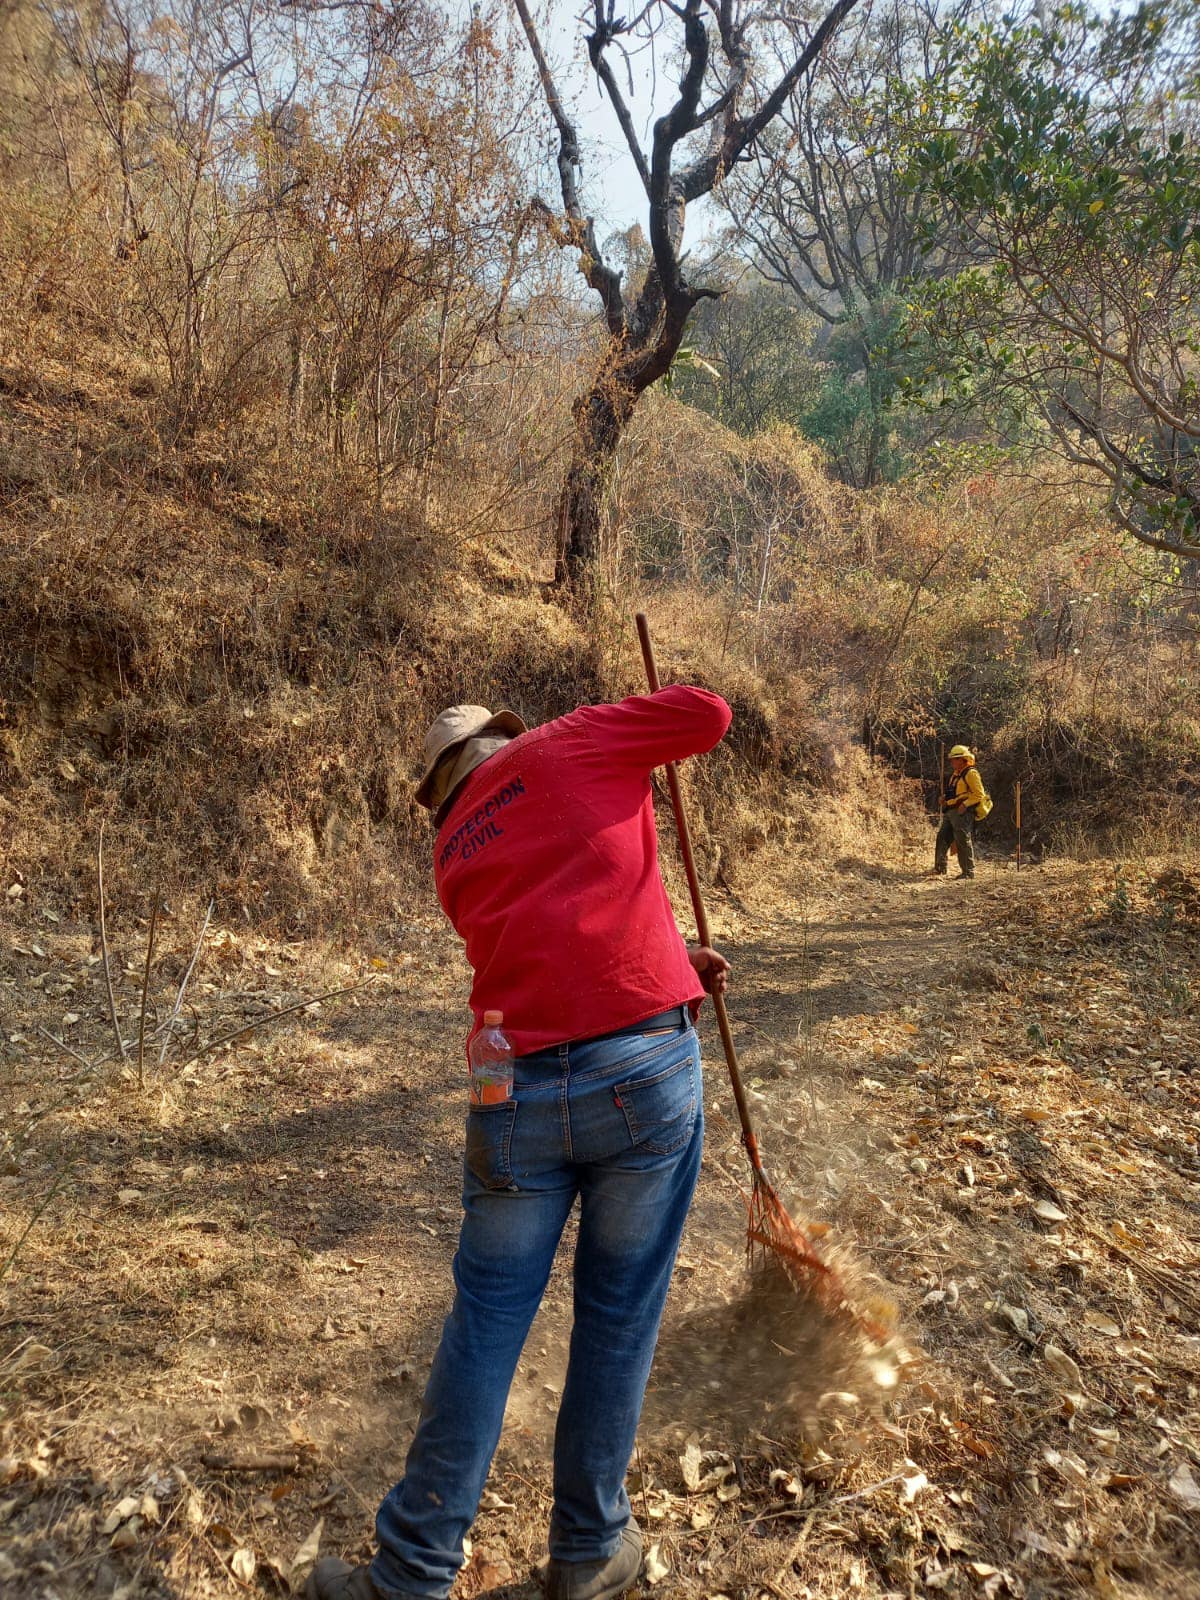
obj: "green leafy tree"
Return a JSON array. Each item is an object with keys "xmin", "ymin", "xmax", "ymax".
[
  {"xmin": 669, "ymin": 275, "xmax": 822, "ymax": 435},
  {"xmin": 901, "ymin": 1, "xmax": 1200, "ymax": 558},
  {"xmin": 724, "ymin": 0, "xmax": 983, "ymax": 484},
  {"xmin": 798, "ymin": 295, "xmax": 939, "ymax": 485}
]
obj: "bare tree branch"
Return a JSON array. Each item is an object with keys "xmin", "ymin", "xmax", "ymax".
[
  {"xmin": 681, "ymin": 0, "xmax": 859, "ymax": 201},
  {"xmin": 512, "ymin": 0, "xmax": 626, "ymax": 333},
  {"xmin": 588, "ymin": 0, "xmax": 654, "ymax": 195},
  {"xmin": 514, "ymin": 0, "xmax": 861, "ymax": 588}
]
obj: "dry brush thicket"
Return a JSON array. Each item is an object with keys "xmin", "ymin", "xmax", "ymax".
[{"xmin": 1, "ymin": 0, "xmax": 1198, "ymax": 933}]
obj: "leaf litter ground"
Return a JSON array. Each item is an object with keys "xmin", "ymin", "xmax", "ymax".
[{"xmin": 1, "ymin": 846, "xmax": 1198, "ymax": 1600}]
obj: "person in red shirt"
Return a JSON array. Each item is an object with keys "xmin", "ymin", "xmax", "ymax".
[{"xmin": 309, "ymin": 688, "xmax": 731, "ymax": 1600}]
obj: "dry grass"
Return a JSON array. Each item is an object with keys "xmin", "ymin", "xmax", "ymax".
[{"xmin": 4, "ymin": 300, "xmax": 1197, "ymax": 936}]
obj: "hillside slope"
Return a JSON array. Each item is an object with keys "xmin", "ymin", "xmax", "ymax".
[{"xmin": 3, "ymin": 323, "xmax": 893, "ymax": 936}]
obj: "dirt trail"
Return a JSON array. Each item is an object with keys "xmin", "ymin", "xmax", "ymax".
[{"xmin": 2, "ymin": 844, "xmax": 1198, "ymax": 1600}]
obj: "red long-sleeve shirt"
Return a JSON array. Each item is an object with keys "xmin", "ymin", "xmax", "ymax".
[{"xmin": 433, "ymin": 686, "xmax": 732, "ymax": 1057}]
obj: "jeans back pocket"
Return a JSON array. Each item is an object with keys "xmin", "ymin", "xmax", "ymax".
[
  {"xmin": 615, "ymin": 1051, "xmax": 698, "ymax": 1155},
  {"xmin": 465, "ymin": 1099, "xmax": 519, "ymax": 1190}
]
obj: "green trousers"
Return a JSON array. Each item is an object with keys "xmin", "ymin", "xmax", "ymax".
[{"xmin": 934, "ymin": 809, "xmax": 976, "ymax": 878}]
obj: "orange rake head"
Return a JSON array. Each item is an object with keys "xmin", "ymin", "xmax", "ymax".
[
  {"xmin": 744, "ymin": 1173, "xmax": 894, "ymax": 1346},
  {"xmin": 746, "ymin": 1178, "xmax": 831, "ymax": 1280}
]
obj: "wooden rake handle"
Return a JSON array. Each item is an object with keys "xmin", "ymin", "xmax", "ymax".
[{"xmin": 635, "ymin": 613, "xmax": 765, "ymax": 1175}]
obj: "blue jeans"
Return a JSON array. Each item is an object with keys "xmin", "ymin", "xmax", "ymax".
[{"xmin": 371, "ymin": 1022, "xmax": 704, "ymax": 1599}]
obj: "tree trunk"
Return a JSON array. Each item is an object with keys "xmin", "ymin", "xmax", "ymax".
[
  {"xmin": 555, "ymin": 377, "xmax": 633, "ymax": 591},
  {"xmin": 287, "ymin": 329, "xmax": 305, "ymax": 436}
]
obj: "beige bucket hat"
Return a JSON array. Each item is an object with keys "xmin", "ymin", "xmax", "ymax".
[{"xmin": 415, "ymin": 704, "xmax": 527, "ymax": 809}]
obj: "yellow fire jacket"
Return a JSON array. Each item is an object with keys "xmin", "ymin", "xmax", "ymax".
[{"xmin": 946, "ymin": 763, "xmax": 985, "ymax": 813}]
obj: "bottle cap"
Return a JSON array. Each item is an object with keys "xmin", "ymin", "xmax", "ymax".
[{"xmin": 482, "ymin": 1009, "xmax": 504, "ymax": 1026}]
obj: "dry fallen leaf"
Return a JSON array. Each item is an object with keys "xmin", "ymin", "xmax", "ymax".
[
  {"xmin": 1043, "ymin": 1449, "xmax": 1089, "ymax": 1486},
  {"xmin": 1084, "ymin": 1311, "xmax": 1121, "ymax": 1337},
  {"xmin": 1168, "ymin": 1462, "xmax": 1200, "ymax": 1512},
  {"xmin": 683, "ymin": 1450, "xmax": 735, "ymax": 1495},
  {"xmin": 999, "ymin": 1304, "xmax": 1031, "ymax": 1340},
  {"xmin": 231, "ymin": 1547, "xmax": 256, "ymax": 1583},
  {"xmin": 478, "ymin": 1490, "xmax": 515, "ymax": 1512},
  {"xmin": 644, "ymin": 1541, "xmax": 670, "ymax": 1585},
  {"xmin": 1044, "ymin": 1343, "xmax": 1083, "ymax": 1389},
  {"xmin": 11, "ymin": 1343, "xmax": 54, "ymax": 1373},
  {"xmin": 110, "ymin": 1517, "xmax": 142, "ymax": 1551},
  {"xmin": 1033, "ymin": 1199, "xmax": 1068, "ymax": 1224},
  {"xmin": 101, "ymin": 1495, "xmax": 141, "ymax": 1536},
  {"xmin": 475, "ymin": 1560, "xmax": 513, "ymax": 1587},
  {"xmin": 901, "ymin": 1469, "xmax": 930, "ymax": 1502},
  {"xmin": 288, "ymin": 1517, "xmax": 324, "ymax": 1594}
]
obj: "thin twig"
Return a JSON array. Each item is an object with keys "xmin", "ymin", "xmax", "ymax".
[
  {"xmin": 97, "ymin": 822, "xmax": 127, "ymax": 1062},
  {"xmin": 174, "ymin": 978, "xmax": 377, "ymax": 1073},
  {"xmin": 199, "ymin": 1452, "xmax": 304, "ymax": 1474},
  {"xmin": 708, "ymin": 1154, "xmax": 752, "ymax": 1199},
  {"xmin": 633, "ymin": 1438, "xmax": 652, "ymax": 1532},
  {"xmin": 159, "ymin": 899, "xmax": 213, "ymax": 1064},
  {"xmin": 0, "ymin": 1166, "xmax": 72, "ymax": 1284},
  {"xmin": 35, "ymin": 1026, "xmax": 95, "ymax": 1073},
  {"xmin": 1085, "ymin": 1225, "xmax": 1200, "ymax": 1317},
  {"xmin": 136, "ymin": 890, "xmax": 160, "ymax": 1088},
  {"xmin": 771, "ymin": 1507, "xmax": 817, "ymax": 1588},
  {"xmin": 503, "ymin": 1469, "xmax": 553, "ymax": 1505},
  {"xmin": 829, "ymin": 1471, "xmax": 916, "ymax": 1506}
]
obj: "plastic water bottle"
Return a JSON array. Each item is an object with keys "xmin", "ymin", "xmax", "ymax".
[{"xmin": 468, "ymin": 1010, "xmax": 514, "ymax": 1106}]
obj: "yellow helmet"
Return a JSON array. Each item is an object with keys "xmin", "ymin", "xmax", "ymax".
[{"xmin": 948, "ymin": 744, "xmax": 972, "ymax": 760}]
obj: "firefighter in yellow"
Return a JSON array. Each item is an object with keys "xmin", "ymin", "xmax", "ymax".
[{"xmin": 934, "ymin": 745, "xmax": 990, "ymax": 880}]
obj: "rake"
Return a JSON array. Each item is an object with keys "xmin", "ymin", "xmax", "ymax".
[{"xmin": 636, "ymin": 613, "xmax": 890, "ymax": 1342}]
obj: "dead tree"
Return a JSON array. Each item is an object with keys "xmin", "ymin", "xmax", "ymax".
[{"xmin": 513, "ymin": 0, "xmax": 860, "ymax": 592}]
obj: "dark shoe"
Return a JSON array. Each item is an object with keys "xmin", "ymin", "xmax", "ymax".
[
  {"xmin": 544, "ymin": 1525, "xmax": 643, "ymax": 1600},
  {"xmin": 306, "ymin": 1559, "xmax": 387, "ymax": 1600}
]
